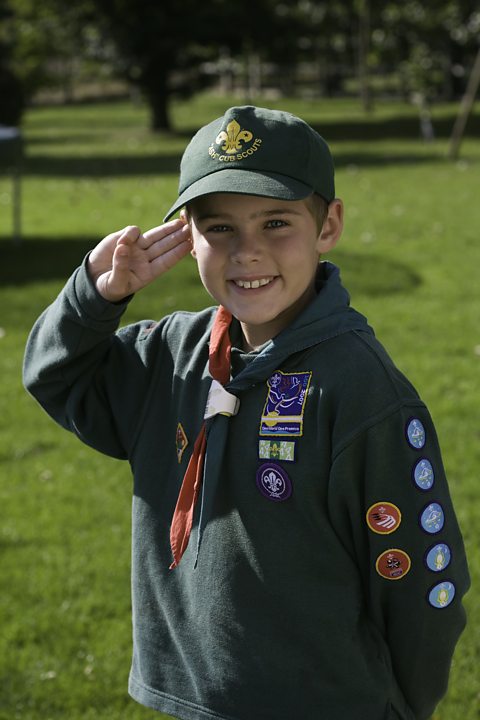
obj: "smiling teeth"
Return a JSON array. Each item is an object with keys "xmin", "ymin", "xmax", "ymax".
[{"xmin": 235, "ymin": 277, "xmax": 273, "ymax": 289}]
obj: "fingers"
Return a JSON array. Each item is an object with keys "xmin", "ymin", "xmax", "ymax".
[
  {"xmin": 115, "ymin": 225, "xmax": 142, "ymax": 247},
  {"xmin": 113, "ymin": 221, "xmax": 191, "ymax": 259},
  {"xmin": 149, "ymin": 235, "xmax": 192, "ymax": 276},
  {"xmin": 142, "ymin": 218, "xmax": 187, "ymax": 247}
]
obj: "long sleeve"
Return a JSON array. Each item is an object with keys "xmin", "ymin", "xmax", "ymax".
[
  {"xmin": 23, "ymin": 258, "xmax": 164, "ymax": 459},
  {"xmin": 328, "ymin": 401, "xmax": 470, "ymax": 720}
]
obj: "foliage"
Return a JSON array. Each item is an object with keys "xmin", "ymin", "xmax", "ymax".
[
  {"xmin": 372, "ymin": 0, "xmax": 480, "ymax": 100},
  {"xmin": 2, "ymin": 0, "xmax": 115, "ymax": 109},
  {"xmin": 2, "ymin": 0, "xmax": 480, "ymax": 129}
]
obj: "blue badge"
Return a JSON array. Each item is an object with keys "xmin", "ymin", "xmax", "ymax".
[
  {"xmin": 406, "ymin": 418, "xmax": 426, "ymax": 449},
  {"xmin": 256, "ymin": 462, "xmax": 292, "ymax": 502},
  {"xmin": 413, "ymin": 459, "xmax": 435, "ymax": 491},
  {"xmin": 420, "ymin": 503, "xmax": 445, "ymax": 534},
  {"xmin": 260, "ymin": 371, "xmax": 312, "ymax": 437},
  {"xmin": 425, "ymin": 543, "xmax": 452, "ymax": 572},
  {"xmin": 428, "ymin": 581, "xmax": 456, "ymax": 609}
]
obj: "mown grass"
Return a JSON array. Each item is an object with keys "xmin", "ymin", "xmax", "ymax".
[{"xmin": 0, "ymin": 94, "xmax": 479, "ymax": 719}]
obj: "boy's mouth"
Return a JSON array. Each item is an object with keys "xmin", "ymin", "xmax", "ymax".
[{"xmin": 232, "ymin": 276, "xmax": 275, "ymax": 290}]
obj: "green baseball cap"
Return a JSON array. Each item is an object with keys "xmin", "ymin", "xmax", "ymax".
[{"xmin": 163, "ymin": 105, "xmax": 335, "ymax": 221}]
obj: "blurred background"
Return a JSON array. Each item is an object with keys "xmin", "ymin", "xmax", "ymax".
[
  {"xmin": 1, "ymin": 1, "xmax": 479, "ymax": 719},
  {"xmin": 2, "ymin": 0, "xmax": 480, "ymax": 132}
]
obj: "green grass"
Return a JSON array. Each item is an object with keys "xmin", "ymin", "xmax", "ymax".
[{"xmin": 1, "ymin": 94, "xmax": 479, "ymax": 719}]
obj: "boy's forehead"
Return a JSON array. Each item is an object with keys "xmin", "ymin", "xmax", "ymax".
[{"xmin": 189, "ymin": 193, "xmax": 309, "ymax": 219}]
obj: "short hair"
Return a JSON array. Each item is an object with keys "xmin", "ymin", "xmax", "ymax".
[{"xmin": 304, "ymin": 193, "xmax": 329, "ymax": 233}]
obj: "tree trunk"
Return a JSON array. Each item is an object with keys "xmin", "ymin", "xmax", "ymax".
[
  {"xmin": 148, "ymin": 90, "xmax": 172, "ymax": 132},
  {"xmin": 358, "ymin": 0, "xmax": 373, "ymax": 112},
  {"xmin": 448, "ymin": 48, "xmax": 480, "ymax": 160},
  {"xmin": 142, "ymin": 67, "xmax": 172, "ymax": 132}
]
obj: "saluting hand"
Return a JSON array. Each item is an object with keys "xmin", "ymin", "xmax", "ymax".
[{"xmin": 88, "ymin": 219, "xmax": 192, "ymax": 302}]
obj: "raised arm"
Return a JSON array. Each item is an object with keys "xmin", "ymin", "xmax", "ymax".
[{"xmin": 23, "ymin": 220, "xmax": 193, "ymax": 458}]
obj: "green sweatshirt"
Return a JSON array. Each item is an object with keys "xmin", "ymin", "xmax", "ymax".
[{"xmin": 23, "ymin": 260, "xmax": 469, "ymax": 720}]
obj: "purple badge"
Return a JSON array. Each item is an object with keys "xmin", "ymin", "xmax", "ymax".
[
  {"xmin": 260, "ymin": 371, "xmax": 312, "ymax": 436},
  {"xmin": 256, "ymin": 463, "xmax": 292, "ymax": 502}
]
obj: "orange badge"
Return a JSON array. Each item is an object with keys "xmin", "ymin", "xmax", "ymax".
[
  {"xmin": 176, "ymin": 423, "xmax": 189, "ymax": 463},
  {"xmin": 376, "ymin": 549, "xmax": 411, "ymax": 581},
  {"xmin": 366, "ymin": 501, "xmax": 402, "ymax": 535}
]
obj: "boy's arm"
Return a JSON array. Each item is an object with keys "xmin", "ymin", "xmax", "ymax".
[
  {"xmin": 23, "ymin": 221, "xmax": 192, "ymax": 458},
  {"xmin": 329, "ymin": 403, "xmax": 470, "ymax": 720}
]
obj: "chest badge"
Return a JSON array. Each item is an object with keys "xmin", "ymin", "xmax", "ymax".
[
  {"xmin": 259, "ymin": 439, "xmax": 296, "ymax": 462},
  {"xmin": 256, "ymin": 462, "xmax": 292, "ymax": 502},
  {"xmin": 259, "ymin": 371, "xmax": 312, "ymax": 437}
]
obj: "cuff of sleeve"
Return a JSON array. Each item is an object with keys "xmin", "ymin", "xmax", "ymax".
[{"xmin": 71, "ymin": 253, "xmax": 133, "ymax": 324}]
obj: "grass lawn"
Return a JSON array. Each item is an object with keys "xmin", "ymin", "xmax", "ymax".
[{"xmin": 0, "ymin": 93, "xmax": 479, "ymax": 719}]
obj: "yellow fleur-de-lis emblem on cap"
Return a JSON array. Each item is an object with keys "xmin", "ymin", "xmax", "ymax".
[{"xmin": 216, "ymin": 120, "xmax": 253, "ymax": 154}]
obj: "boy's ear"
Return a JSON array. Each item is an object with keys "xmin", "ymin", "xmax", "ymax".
[
  {"xmin": 178, "ymin": 208, "xmax": 197, "ymax": 258},
  {"xmin": 317, "ymin": 199, "xmax": 343, "ymax": 254}
]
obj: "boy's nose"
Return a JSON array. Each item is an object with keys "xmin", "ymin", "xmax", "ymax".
[{"xmin": 230, "ymin": 232, "xmax": 262, "ymax": 264}]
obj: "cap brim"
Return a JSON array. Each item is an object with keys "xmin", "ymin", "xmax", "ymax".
[{"xmin": 163, "ymin": 169, "xmax": 314, "ymax": 221}]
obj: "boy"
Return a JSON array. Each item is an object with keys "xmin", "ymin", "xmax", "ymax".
[{"xmin": 23, "ymin": 106, "xmax": 469, "ymax": 720}]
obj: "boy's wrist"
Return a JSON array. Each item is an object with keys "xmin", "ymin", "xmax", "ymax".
[{"xmin": 75, "ymin": 254, "xmax": 132, "ymax": 320}]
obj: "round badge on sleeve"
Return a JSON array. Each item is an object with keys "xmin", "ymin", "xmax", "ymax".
[
  {"xmin": 425, "ymin": 543, "xmax": 452, "ymax": 572},
  {"xmin": 366, "ymin": 502, "xmax": 402, "ymax": 534},
  {"xmin": 406, "ymin": 418, "xmax": 426, "ymax": 449},
  {"xmin": 428, "ymin": 581, "xmax": 456, "ymax": 609},
  {"xmin": 413, "ymin": 459, "xmax": 435, "ymax": 491},
  {"xmin": 420, "ymin": 502, "xmax": 445, "ymax": 534},
  {"xmin": 375, "ymin": 549, "xmax": 411, "ymax": 580},
  {"xmin": 256, "ymin": 462, "xmax": 292, "ymax": 502}
]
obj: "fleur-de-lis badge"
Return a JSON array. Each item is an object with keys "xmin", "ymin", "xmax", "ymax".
[{"xmin": 216, "ymin": 120, "xmax": 253, "ymax": 154}]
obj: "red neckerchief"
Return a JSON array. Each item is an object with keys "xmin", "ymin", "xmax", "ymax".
[{"xmin": 169, "ymin": 305, "xmax": 232, "ymax": 569}]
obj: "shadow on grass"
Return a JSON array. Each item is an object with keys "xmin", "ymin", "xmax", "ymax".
[
  {"xmin": 13, "ymin": 150, "xmax": 446, "ymax": 178},
  {"xmin": 0, "ymin": 238, "xmax": 422, "ymax": 297},
  {"xmin": 19, "ymin": 153, "xmax": 182, "ymax": 176},
  {"xmin": 308, "ymin": 112, "xmax": 480, "ymax": 142},
  {"xmin": 5, "ymin": 111, "xmax": 477, "ymax": 178}
]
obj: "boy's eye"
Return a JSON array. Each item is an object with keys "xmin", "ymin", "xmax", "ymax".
[
  {"xmin": 266, "ymin": 219, "xmax": 288, "ymax": 229},
  {"xmin": 207, "ymin": 224, "xmax": 232, "ymax": 233}
]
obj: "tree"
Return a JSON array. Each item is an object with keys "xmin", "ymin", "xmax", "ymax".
[
  {"xmin": 4, "ymin": 0, "xmax": 107, "ymax": 108},
  {"xmin": 0, "ymin": 0, "xmax": 24, "ymax": 124},
  {"xmin": 92, "ymin": 0, "xmax": 277, "ymax": 131}
]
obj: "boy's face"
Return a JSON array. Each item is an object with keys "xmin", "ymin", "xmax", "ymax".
[{"xmin": 187, "ymin": 193, "xmax": 342, "ymax": 350}]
